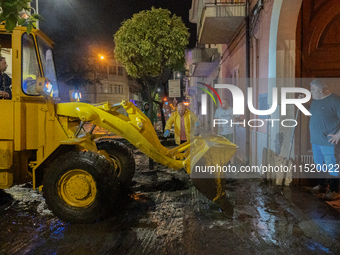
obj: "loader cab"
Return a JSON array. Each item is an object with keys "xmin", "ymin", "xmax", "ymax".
[
  {"xmin": 0, "ymin": 26, "xmax": 59, "ymax": 99},
  {"xmin": 23, "ymin": 33, "xmax": 59, "ymax": 98},
  {"xmin": 0, "ymin": 25, "xmax": 59, "ymax": 188},
  {"xmin": 22, "ymin": 31, "xmax": 59, "ymax": 98}
]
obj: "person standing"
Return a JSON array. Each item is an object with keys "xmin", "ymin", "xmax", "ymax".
[
  {"xmin": 308, "ymin": 79, "xmax": 340, "ymax": 201},
  {"xmin": 142, "ymin": 102, "xmax": 157, "ymax": 129},
  {"xmin": 163, "ymin": 103, "xmax": 198, "ymax": 145},
  {"xmin": 214, "ymin": 99, "xmax": 234, "ymax": 142},
  {"xmin": 143, "ymin": 102, "xmax": 158, "ymax": 169}
]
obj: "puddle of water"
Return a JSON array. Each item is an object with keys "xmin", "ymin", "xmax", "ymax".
[
  {"xmin": 50, "ymin": 223, "xmax": 67, "ymax": 240},
  {"xmin": 256, "ymin": 197, "xmax": 279, "ymax": 246},
  {"xmin": 4, "ymin": 184, "xmax": 53, "ymax": 217},
  {"xmin": 306, "ymin": 240, "xmax": 330, "ymax": 253}
]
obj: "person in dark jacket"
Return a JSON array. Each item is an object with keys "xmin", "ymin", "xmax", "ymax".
[
  {"xmin": 0, "ymin": 57, "xmax": 11, "ymax": 99},
  {"xmin": 142, "ymin": 102, "xmax": 157, "ymax": 129},
  {"xmin": 142, "ymin": 102, "xmax": 158, "ymax": 169}
]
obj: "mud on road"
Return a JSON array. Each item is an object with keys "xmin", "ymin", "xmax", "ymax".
[{"xmin": 1, "ymin": 142, "xmax": 340, "ymax": 254}]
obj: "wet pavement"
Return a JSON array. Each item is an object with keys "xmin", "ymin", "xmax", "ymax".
[{"xmin": 1, "ymin": 141, "xmax": 340, "ymax": 254}]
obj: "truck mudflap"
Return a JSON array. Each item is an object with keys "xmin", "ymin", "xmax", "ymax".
[{"xmin": 56, "ymin": 101, "xmax": 238, "ymax": 213}]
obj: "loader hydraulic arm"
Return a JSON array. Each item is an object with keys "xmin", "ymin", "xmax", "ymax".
[{"xmin": 56, "ymin": 100, "xmax": 237, "ymax": 174}]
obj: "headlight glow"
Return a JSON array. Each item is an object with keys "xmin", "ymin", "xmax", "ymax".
[{"xmin": 45, "ymin": 82, "xmax": 53, "ymax": 93}]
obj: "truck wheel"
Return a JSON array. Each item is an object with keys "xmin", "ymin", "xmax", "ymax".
[
  {"xmin": 42, "ymin": 151, "xmax": 119, "ymax": 223},
  {"xmin": 96, "ymin": 139, "xmax": 135, "ymax": 185}
]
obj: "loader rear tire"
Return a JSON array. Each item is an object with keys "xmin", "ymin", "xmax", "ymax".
[
  {"xmin": 42, "ymin": 151, "xmax": 119, "ymax": 223},
  {"xmin": 96, "ymin": 139, "xmax": 135, "ymax": 185}
]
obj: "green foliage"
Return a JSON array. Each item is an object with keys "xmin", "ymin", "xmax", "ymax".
[
  {"xmin": 0, "ymin": 0, "xmax": 43, "ymax": 34},
  {"xmin": 114, "ymin": 7, "xmax": 189, "ymax": 79},
  {"xmin": 17, "ymin": 17, "xmax": 26, "ymax": 25}
]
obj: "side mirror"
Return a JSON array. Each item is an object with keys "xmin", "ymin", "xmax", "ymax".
[{"xmin": 36, "ymin": 77, "xmax": 53, "ymax": 98}]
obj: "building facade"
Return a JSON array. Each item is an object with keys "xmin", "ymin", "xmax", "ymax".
[
  {"xmin": 80, "ymin": 58, "xmax": 142, "ymax": 106},
  {"xmin": 189, "ymin": 0, "xmax": 340, "ymax": 184}
]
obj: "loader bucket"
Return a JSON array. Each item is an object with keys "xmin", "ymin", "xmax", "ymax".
[
  {"xmin": 192, "ymin": 178, "xmax": 234, "ymax": 216},
  {"xmin": 188, "ymin": 136, "xmax": 237, "ymax": 216}
]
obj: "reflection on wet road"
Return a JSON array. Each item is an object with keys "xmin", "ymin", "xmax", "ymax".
[{"xmin": 1, "ymin": 148, "xmax": 340, "ymax": 254}]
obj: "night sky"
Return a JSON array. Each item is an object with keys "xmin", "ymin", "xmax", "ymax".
[{"xmin": 37, "ymin": 0, "xmax": 196, "ymax": 72}]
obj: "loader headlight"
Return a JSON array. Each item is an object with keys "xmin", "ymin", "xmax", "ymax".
[
  {"xmin": 69, "ymin": 90, "xmax": 82, "ymax": 102},
  {"xmin": 45, "ymin": 81, "xmax": 53, "ymax": 94}
]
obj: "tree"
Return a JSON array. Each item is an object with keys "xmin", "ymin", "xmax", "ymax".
[
  {"xmin": 139, "ymin": 68, "xmax": 184, "ymax": 132},
  {"xmin": 0, "ymin": 0, "xmax": 42, "ymax": 33},
  {"xmin": 114, "ymin": 7, "xmax": 189, "ymax": 127},
  {"xmin": 139, "ymin": 72, "xmax": 170, "ymax": 132}
]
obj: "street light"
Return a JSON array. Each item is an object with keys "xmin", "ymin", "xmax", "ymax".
[{"xmin": 93, "ymin": 53, "xmax": 106, "ymax": 103}]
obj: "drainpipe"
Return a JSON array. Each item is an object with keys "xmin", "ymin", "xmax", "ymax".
[
  {"xmin": 245, "ymin": 0, "xmax": 250, "ymax": 165},
  {"xmin": 36, "ymin": 0, "xmax": 39, "ymax": 29},
  {"xmin": 266, "ymin": 115, "xmax": 271, "ymax": 179}
]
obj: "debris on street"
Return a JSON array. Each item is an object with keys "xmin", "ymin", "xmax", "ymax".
[{"xmin": 1, "ymin": 142, "xmax": 340, "ymax": 254}]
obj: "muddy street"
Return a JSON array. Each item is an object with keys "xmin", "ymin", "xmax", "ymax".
[{"xmin": 1, "ymin": 144, "xmax": 340, "ymax": 254}]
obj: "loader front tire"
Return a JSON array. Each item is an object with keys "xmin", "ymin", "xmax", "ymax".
[
  {"xmin": 96, "ymin": 139, "xmax": 135, "ymax": 185},
  {"xmin": 43, "ymin": 151, "xmax": 119, "ymax": 223}
]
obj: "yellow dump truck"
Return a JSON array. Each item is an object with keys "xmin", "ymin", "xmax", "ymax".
[{"xmin": 0, "ymin": 25, "xmax": 237, "ymax": 223}]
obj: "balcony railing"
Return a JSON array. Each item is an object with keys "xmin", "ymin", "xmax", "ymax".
[
  {"xmin": 190, "ymin": 47, "xmax": 220, "ymax": 77},
  {"xmin": 197, "ymin": 0, "xmax": 246, "ymax": 44}
]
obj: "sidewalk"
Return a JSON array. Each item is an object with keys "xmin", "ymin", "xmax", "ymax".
[
  {"xmin": 282, "ymin": 185, "xmax": 340, "ymax": 238},
  {"xmin": 231, "ymin": 157, "xmax": 340, "ymax": 240},
  {"xmin": 303, "ymin": 187, "xmax": 340, "ymax": 213}
]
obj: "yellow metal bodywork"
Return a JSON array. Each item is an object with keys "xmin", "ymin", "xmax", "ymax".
[
  {"xmin": 0, "ymin": 141, "xmax": 13, "ymax": 169},
  {"xmin": 0, "ymin": 141, "xmax": 14, "ymax": 189},
  {"xmin": 0, "ymin": 171, "xmax": 13, "ymax": 189},
  {"xmin": 0, "ymin": 100, "xmax": 14, "ymax": 140}
]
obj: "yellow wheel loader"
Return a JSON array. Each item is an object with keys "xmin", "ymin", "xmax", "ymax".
[{"xmin": 0, "ymin": 25, "xmax": 237, "ymax": 223}]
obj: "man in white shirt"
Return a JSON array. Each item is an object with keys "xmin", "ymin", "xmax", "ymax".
[{"xmin": 214, "ymin": 99, "xmax": 234, "ymax": 142}]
